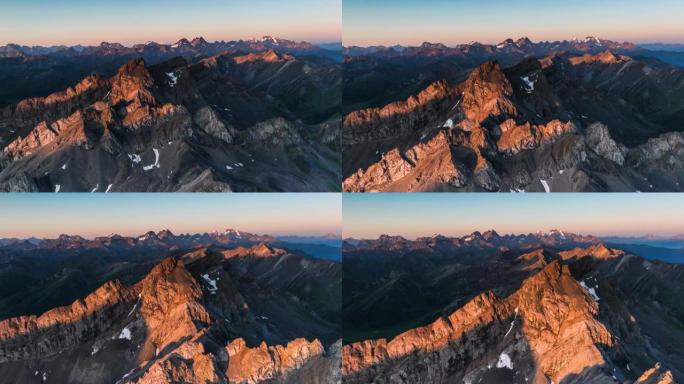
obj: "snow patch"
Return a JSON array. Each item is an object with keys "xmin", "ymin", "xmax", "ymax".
[
  {"xmin": 521, "ymin": 76, "xmax": 535, "ymax": 94},
  {"xmin": 504, "ymin": 308, "xmax": 519, "ymax": 338},
  {"xmin": 91, "ymin": 345, "xmax": 99, "ymax": 355},
  {"xmin": 201, "ymin": 273, "xmax": 218, "ymax": 294},
  {"xmin": 142, "ymin": 148, "xmax": 160, "ymax": 171},
  {"xmin": 61, "ymin": 163, "xmax": 67, "ymax": 170},
  {"xmin": 443, "ymin": 119, "xmax": 454, "ymax": 128},
  {"xmin": 127, "ymin": 297, "xmax": 140, "ymax": 317},
  {"xmin": 118, "ymin": 327, "xmax": 132, "ymax": 340},
  {"xmin": 166, "ymin": 72, "xmax": 178, "ymax": 86},
  {"xmin": 105, "ymin": 184, "xmax": 113, "ymax": 193},
  {"xmin": 225, "ymin": 165, "xmax": 233, "ymax": 170},
  {"xmin": 496, "ymin": 352, "xmax": 513, "ymax": 369},
  {"xmin": 54, "ymin": 184, "xmax": 61, "ymax": 193},
  {"xmin": 128, "ymin": 153, "xmax": 142, "ymax": 164},
  {"xmin": 540, "ymin": 179, "xmax": 550, "ymax": 193},
  {"xmin": 580, "ymin": 280, "xmax": 600, "ymax": 302}
]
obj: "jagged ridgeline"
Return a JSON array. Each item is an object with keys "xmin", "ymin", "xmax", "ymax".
[
  {"xmin": 342, "ymin": 230, "xmax": 684, "ymax": 383},
  {"xmin": 0, "ymin": 37, "xmax": 341, "ymax": 192},
  {"xmin": 0, "ymin": 236, "xmax": 342, "ymax": 383},
  {"xmin": 343, "ymin": 37, "xmax": 684, "ymax": 192}
]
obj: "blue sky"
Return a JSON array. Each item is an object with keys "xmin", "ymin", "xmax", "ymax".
[
  {"xmin": 0, "ymin": 0, "xmax": 341, "ymax": 46},
  {"xmin": 343, "ymin": 194, "xmax": 684, "ymax": 239},
  {"xmin": 344, "ymin": 0, "xmax": 684, "ymax": 46},
  {"xmin": 0, "ymin": 193, "xmax": 341, "ymax": 238}
]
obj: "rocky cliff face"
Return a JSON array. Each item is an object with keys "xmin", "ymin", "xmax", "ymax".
[
  {"xmin": 343, "ymin": 50, "xmax": 684, "ymax": 192},
  {"xmin": 343, "ymin": 80, "xmax": 460, "ymax": 145},
  {"xmin": 343, "ymin": 261, "xmax": 614, "ymax": 383},
  {"xmin": 0, "ymin": 244, "xmax": 341, "ymax": 383}
]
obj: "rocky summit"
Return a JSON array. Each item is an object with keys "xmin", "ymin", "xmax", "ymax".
[
  {"xmin": 0, "ymin": 243, "xmax": 341, "ymax": 383},
  {"xmin": 0, "ymin": 37, "xmax": 341, "ymax": 192},
  {"xmin": 343, "ymin": 231, "xmax": 684, "ymax": 383},
  {"xmin": 343, "ymin": 38, "xmax": 684, "ymax": 192}
]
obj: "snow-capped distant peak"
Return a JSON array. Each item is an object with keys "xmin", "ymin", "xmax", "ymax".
[
  {"xmin": 584, "ymin": 36, "xmax": 603, "ymax": 45},
  {"xmin": 261, "ymin": 36, "xmax": 278, "ymax": 44}
]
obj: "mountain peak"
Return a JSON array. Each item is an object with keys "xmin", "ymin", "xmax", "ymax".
[
  {"xmin": 222, "ymin": 243, "xmax": 285, "ymax": 258},
  {"xmin": 156, "ymin": 229, "xmax": 175, "ymax": 239},
  {"xmin": 172, "ymin": 38, "xmax": 191, "ymax": 48},
  {"xmin": 233, "ymin": 49, "xmax": 293, "ymax": 64},
  {"xmin": 99, "ymin": 41, "xmax": 125, "ymax": 50},
  {"xmin": 482, "ymin": 229, "xmax": 500, "ymax": 240},
  {"xmin": 190, "ymin": 37, "xmax": 208, "ymax": 46},
  {"xmin": 117, "ymin": 57, "xmax": 148, "ymax": 75},
  {"xmin": 260, "ymin": 35, "xmax": 279, "ymax": 44},
  {"xmin": 515, "ymin": 37, "xmax": 533, "ymax": 47},
  {"xmin": 559, "ymin": 242, "xmax": 624, "ymax": 261},
  {"xmin": 460, "ymin": 60, "xmax": 516, "ymax": 123}
]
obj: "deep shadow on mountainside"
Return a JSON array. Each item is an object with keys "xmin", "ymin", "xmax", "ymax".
[
  {"xmin": 342, "ymin": 230, "xmax": 684, "ymax": 383},
  {"xmin": 0, "ymin": 241, "xmax": 342, "ymax": 384},
  {"xmin": 0, "ymin": 229, "xmax": 340, "ymax": 321},
  {"xmin": 0, "ymin": 36, "xmax": 341, "ymax": 108},
  {"xmin": 0, "ymin": 37, "xmax": 341, "ymax": 192},
  {"xmin": 343, "ymin": 37, "xmax": 684, "ymax": 192}
]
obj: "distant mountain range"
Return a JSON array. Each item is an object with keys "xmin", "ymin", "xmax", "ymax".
[
  {"xmin": 0, "ymin": 36, "xmax": 339, "ymax": 61},
  {"xmin": 344, "ymin": 36, "xmax": 683, "ymax": 67},
  {"xmin": 343, "ymin": 229, "xmax": 684, "ymax": 383},
  {"xmin": 0, "ymin": 229, "xmax": 340, "ymax": 258},
  {"xmin": 343, "ymin": 36, "xmax": 684, "ymax": 192}
]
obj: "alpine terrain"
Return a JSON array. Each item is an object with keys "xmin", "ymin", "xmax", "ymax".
[
  {"xmin": 0, "ymin": 230, "xmax": 341, "ymax": 383},
  {"xmin": 343, "ymin": 230, "xmax": 684, "ymax": 383},
  {"xmin": 0, "ymin": 36, "xmax": 341, "ymax": 191},
  {"xmin": 343, "ymin": 37, "xmax": 684, "ymax": 192}
]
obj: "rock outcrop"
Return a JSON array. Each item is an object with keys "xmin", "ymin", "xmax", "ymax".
[
  {"xmin": 637, "ymin": 363, "xmax": 675, "ymax": 384},
  {"xmin": 459, "ymin": 61, "xmax": 517, "ymax": 123},
  {"xmin": 343, "ymin": 80, "xmax": 460, "ymax": 144},
  {"xmin": 343, "ymin": 130, "xmax": 467, "ymax": 192},
  {"xmin": 585, "ymin": 122, "xmax": 628, "ymax": 165},
  {"xmin": 226, "ymin": 337, "xmax": 325, "ymax": 383}
]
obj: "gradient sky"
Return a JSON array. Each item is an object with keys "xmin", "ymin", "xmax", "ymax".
[
  {"xmin": 344, "ymin": 0, "xmax": 684, "ymax": 46},
  {"xmin": 0, "ymin": 0, "xmax": 341, "ymax": 46},
  {"xmin": 0, "ymin": 194, "xmax": 341, "ymax": 238},
  {"xmin": 343, "ymin": 194, "xmax": 684, "ymax": 239}
]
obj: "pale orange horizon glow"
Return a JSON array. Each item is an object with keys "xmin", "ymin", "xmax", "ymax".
[
  {"xmin": 0, "ymin": 1, "xmax": 341, "ymax": 46},
  {"xmin": 343, "ymin": 0, "xmax": 684, "ymax": 47},
  {"xmin": 0, "ymin": 194, "xmax": 341, "ymax": 239}
]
